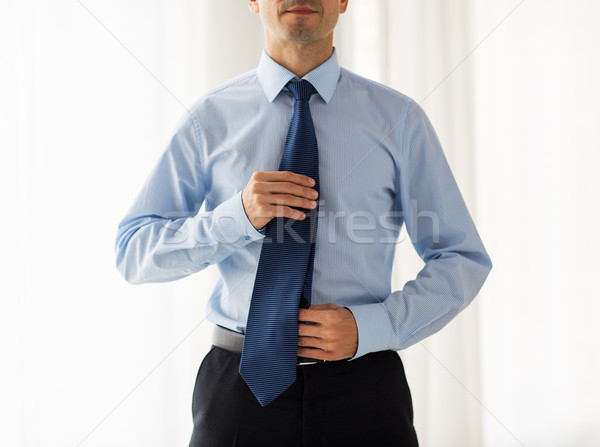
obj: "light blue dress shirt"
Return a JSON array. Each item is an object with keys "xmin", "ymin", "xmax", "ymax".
[{"xmin": 115, "ymin": 49, "xmax": 492, "ymax": 359}]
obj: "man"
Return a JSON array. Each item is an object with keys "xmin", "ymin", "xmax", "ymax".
[{"xmin": 115, "ymin": 0, "xmax": 492, "ymax": 445}]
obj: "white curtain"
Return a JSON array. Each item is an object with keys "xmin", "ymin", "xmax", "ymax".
[
  {"xmin": 471, "ymin": 1, "xmax": 600, "ymax": 445},
  {"xmin": 2, "ymin": 1, "xmax": 599, "ymax": 446}
]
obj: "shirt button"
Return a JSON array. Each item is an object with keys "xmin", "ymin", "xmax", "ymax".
[{"xmin": 244, "ymin": 236, "xmax": 251, "ymax": 241}]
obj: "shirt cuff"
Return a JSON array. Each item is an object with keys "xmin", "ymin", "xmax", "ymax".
[
  {"xmin": 345, "ymin": 302, "xmax": 393, "ymax": 360},
  {"xmin": 210, "ymin": 191, "xmax": 265, "ymax": 244}
]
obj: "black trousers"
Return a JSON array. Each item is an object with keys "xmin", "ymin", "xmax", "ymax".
[{"xmin": 189, "ymin": 346, "xmax": 419, "ymax": 447}]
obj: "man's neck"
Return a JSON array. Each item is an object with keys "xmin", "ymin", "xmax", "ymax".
[{"xmin": 264, "ymin": 34, "xmax": 334, "ymax": 78}]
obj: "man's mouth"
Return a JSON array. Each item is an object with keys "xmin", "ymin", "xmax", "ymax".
[{"xmin": 286, "ymin": 6, "xmax": 317, "ymax": 15}]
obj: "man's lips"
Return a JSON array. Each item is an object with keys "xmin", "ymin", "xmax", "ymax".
[{"xmin": 286, "ymin": 7, "xmax": 316, "ymax": 15}]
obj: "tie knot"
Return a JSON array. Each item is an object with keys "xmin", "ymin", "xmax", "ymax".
[{"xmin": 287, "ymin": 80, "xmax": 315, "ymax": 102}]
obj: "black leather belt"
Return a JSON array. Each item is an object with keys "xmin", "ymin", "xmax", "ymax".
[{"xmin": 212, "ymin": 324, "xmax": 326, "ymax": 366}]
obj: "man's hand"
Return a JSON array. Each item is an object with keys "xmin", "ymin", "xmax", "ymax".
[
  {"xmin": 297, "ymin": 303, "xmax": 358, "ymax": 361},
  {"xmin": 241, "ymin": 171, "xmax": 318, "ymax": 230}
]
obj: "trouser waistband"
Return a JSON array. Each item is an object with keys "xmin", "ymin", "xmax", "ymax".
[{"xmin": 212, "ymin": 324, "xmax": 326, "ymax": 366}]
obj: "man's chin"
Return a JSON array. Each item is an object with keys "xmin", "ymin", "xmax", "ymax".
[{"xmin": 282, "ymin": 25, "xmax": 321, "ymax": 42}]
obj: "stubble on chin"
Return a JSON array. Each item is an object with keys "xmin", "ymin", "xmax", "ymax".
[{"xmin": 284, "ymin": 27, "xmax": 319, "ymax": 43}]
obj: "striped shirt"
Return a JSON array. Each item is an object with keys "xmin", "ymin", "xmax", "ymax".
[{"xmin": 115, "ymin": 48, "xmax": 492, "ymax": 359}]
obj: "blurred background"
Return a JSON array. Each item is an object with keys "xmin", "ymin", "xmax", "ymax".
[{"xmin": 1, "ymin": 0, "xmax": 599, "ymax": 445}]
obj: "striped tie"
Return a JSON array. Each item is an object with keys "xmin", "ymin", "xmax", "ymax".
[{"xmin": 239, "ymin": 80, "xmax": 319, "ymax": 407}]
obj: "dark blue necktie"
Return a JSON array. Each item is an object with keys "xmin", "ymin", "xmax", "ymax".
[{"xmin": 239, "ymin": 80, "xmax": 319, "ymax": 407}]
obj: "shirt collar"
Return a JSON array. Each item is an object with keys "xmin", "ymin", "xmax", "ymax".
[{"xmin": 257, "ymin": 48, "xmax": 341, "ymax": 104}]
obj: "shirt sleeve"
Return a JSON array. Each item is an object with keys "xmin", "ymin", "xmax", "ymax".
[
  {"xmin": 347, "ymin": 101, "xmax": 492, "ymax": 359},
  {"xmin": 115, "ymin": 111, "xmax": 264, "ymax": 285}
]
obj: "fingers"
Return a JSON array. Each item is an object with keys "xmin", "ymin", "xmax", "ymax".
[
  {"xmin": 297, "ymin": 335, "xmax": 326, "ymax": 348},
  {"xmin": 298, "ymin": 304, "xmax": 340, "ymax": 324},
  {"xmin": 252, "ymin": 181, "xmax": 319, "ymax": 201},
  {"xmin": 297, "ymin": 335, "xmax": 336, "ymax": 361},
  {"xmin": 251, "ymin": 171, "xmax": 318, "ymax": 202},
  {"xmin": 297, "ymin": 304, "xmax": 358, "ymax": 361},
  {"xmin": 267, "ymin": 193, "xmax": 317, "ymax": 211},
  {"xmin": 297, "ymin": 321, "xmax": 321, "ymax": 337},
  {"xmin": 253, "ymin": 170, "xmax": 315, "ymax": 187},
  {"xmin": 242, "ymin": 171, "xmax": 319, "ymax": 230}
]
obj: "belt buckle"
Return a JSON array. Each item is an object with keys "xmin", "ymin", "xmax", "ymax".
[{"xmin": 297, "ymin": 357, "xmax": 326, "ymax": 366}]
